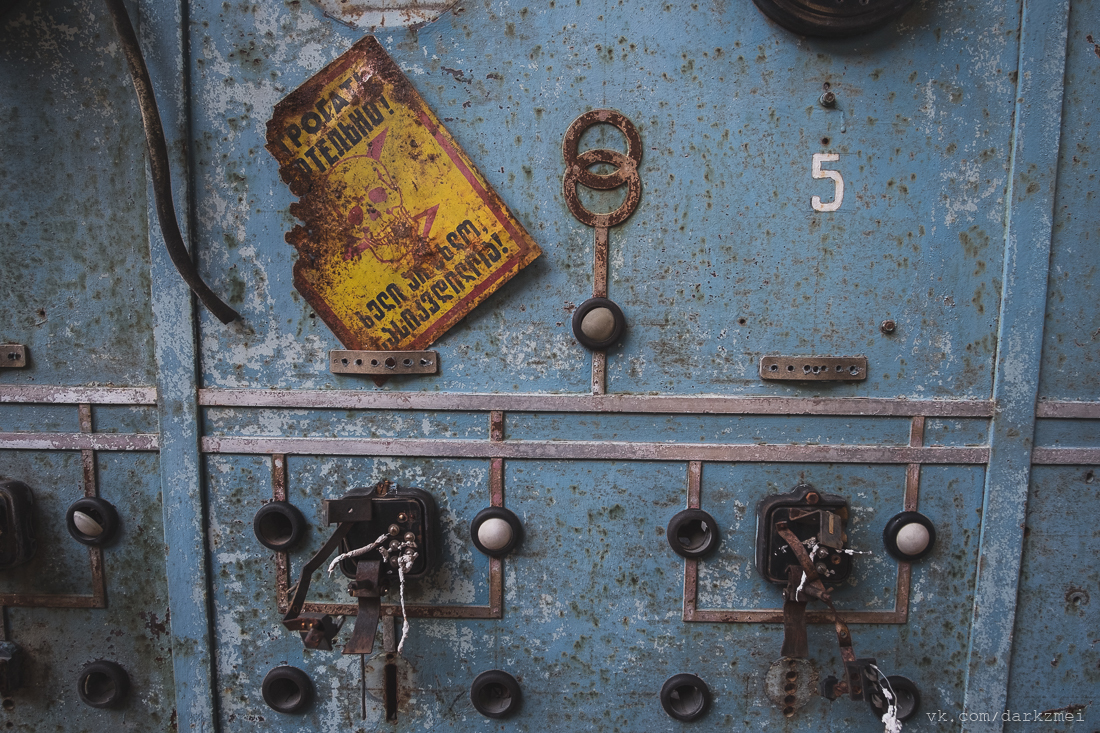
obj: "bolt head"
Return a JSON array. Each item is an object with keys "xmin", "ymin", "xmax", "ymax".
[
  {"xmin": 881, "ymin": 320, "xmax": 897, "ymax": 334},
  {"xmin": 820, "ymin": 91, "xmax": 837, "ymax": 107}
]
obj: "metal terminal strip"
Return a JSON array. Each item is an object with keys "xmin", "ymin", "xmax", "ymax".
[
  {"xmin": 761, "ymin": 356, "xmax": 868, "ymax": 381},
  {"xmin": 330, "ymin": 350, "xmax": 438, "ymax": 375}
]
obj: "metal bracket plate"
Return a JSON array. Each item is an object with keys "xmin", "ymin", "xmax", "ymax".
[
  {"xmin": 760, "ymin": 356, "xmax": 867, "ymax": 381},
  {"xmin": 0, "ymin": 346, "xmax": 26, "ymax": 369},
  {"xmin": 330, "ymin": 350, "xmax": 438, "ymax": 375}
]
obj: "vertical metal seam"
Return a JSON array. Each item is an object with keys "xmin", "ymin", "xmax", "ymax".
[
  {"xmin": 141, "ymin": 0, "xmax": 220, "ymax": 726},
  {"xmin": 962, "ymin": 0, "xmax": 1070, "ymax": 727}
]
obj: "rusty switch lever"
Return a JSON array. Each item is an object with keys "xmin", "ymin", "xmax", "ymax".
[{"xmin": 342, "ymin": 558, "xmax": 384, "ymax": 655}]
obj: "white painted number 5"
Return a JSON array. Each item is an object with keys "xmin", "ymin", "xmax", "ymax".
[{"xmin": 811, "ymin": 153, "xmax": 844, "ymax": 212}]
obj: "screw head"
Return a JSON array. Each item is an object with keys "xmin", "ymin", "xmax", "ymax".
[
  {"xmin": 881, "ymin": 320, "xmax": 897, "ymax": 334},
  {"xmin": 820, "ymin": 91, "xmax": 837, "ymax": 107}
]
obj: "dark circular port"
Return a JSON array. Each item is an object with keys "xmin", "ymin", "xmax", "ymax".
[
  {"xmin": 868, "ymin": 675, "xmax": 921, "ymax": 722},
  {"xmin": 666, "ymin": 509, "xmax": 720, "ymax": 559},
  {"xmin": 470, "ymin": 506, "xmax": 523, "ymax": 558},
  {"xmin": 66, "ymin": 498, "xmax": 120, "ymax": 546},
  {"xmin": 77, "ymin": 660, "xmax": 129, "ymax": 709},
  {"xmin": 571, "ymin": 297, "xmax": 626, "ymax": 350},
  {"xmin": 882, "ymin": 511, "xmax": 936, "ymax": 562},
  {"xmin": 660, "ymin": 673, "xmax": 711, "ymax": 722},
  {"xmin": 750, "ymin": 0, "xmax": 917, "ymax": 38},
  {"xmin": 262, "ymin": 666, "xmax": 313, "ymax": 714},
  {"xmin": 470, "ymin": 670, "xmax": 521, "ymax": 719},
  {"xmin": 253, "ymin": 501, "xmax": 306, "ymax": 551}
]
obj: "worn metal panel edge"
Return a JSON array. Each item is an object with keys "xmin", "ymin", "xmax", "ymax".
[
  {"xmin": 963, "ymin": 0, "xmax": 1071, "ymax": 728},
  {"xmin": 140, "ymin": 0, "xmax": 219, "ymax": 728}
]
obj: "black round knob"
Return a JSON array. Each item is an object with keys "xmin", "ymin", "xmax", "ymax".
[
  {"xmin": 666, "ymin": 509, "xmax": 720, "ymax": 559},
  {"xmin": 470, "ymin": 669, "xmax": 521, "ymax": 719},
  {"xmin": 253, "ymin": 501, "xmax": 306, "ymax": 551},
  {"xmin": 882, "ymin": 511, "xmax": 936, "ymax": 562},
  {"xmin": 262, "ymin": 665, "xmax": 313, "ymax": 714},
  {"xmin": 660, "ymin": 673, "xmax": 711, "ymax": 721},
  {"xmin": 868, "ymin": 674, "xmax": 921, "ymax": 722},
  {"xmin": 470, "ymin": 507, "xmax": 523, "ymax": 557},
  {"xmin": 66, "ymin": 498, "xmax": 120, "ymax": 546},
  {"xmin": 572, "ymin": 297, "xmax": 626, "ymax": 350},
  {"xmin": 77, "ymin": 660, "xmax": 129, "ymax": 709}
]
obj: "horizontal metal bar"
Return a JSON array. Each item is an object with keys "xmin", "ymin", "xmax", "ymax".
[
  {"xmin": 0, "ymin": 433, "xmax": 159, "ymax": 451},
  {"xmin": 0, "ymin": 386, "xmax": 157, "ymax": 405},
  {"xmin": 204, "ymin": 436, "xmax": 988, "ymax": 464},
  {"xmin": 1031, "ymin": 447, "xmax": 1100, "ymax": 465},
  {"xmin": 0, "ymin": 592, "xmax": 106, "ymax": 609},
  {"xmin": 199, "ymin": 389, "xmax": 994, "ymax": 417},
  {"xmin": 1036, "ymin": 401, "xmax": 1100, "ymax": 419},
  {"xmin": 301, "ymin": 602, "xmax": 500, "ymax": 620},
  {"xmin": 686, "ymin": 608, "xmax": 905, "ymax": 624}
]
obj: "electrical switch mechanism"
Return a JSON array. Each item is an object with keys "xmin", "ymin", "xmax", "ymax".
[
  {"xmin": 281, "ymin": 480, "xmax": 440, "ymax": 656},
  {"xmin": 0, "ymin": 480, "xmax": 36, "ymax": 570},
  {"xmin": 756, "ymin": 483, "xmax": 920, "ymax": 724}
]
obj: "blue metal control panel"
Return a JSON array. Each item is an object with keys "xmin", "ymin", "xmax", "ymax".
[{"xmin": 0, "ymin": 0, "xmax": 1096, "ymax": 730}]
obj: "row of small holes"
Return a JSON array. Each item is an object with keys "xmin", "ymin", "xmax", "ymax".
[
  {"xmin": 767, "ymin": 363, "xmax": 861, "ymax": 375},
  {"xmin": 338, "ymin": 357, "xmax": 434, "ymax": 369}
]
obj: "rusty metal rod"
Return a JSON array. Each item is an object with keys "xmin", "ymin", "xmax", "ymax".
[{"xmin": 102, "ymin": 0, "xmax": 239, "ymax": 324}]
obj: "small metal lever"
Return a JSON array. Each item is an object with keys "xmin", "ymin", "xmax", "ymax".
[{"xmin": 343, "ymin": 558, "xmax": 383, "ymax": 655}]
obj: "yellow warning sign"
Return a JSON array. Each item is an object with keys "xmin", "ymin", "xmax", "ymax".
[{"xmin": 265, "ymin": 36, "xmax": 541, "ymax": 352}]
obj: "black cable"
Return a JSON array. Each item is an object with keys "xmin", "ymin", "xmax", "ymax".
[{"xmin": 102, "ymin": 0, "xmax": 239, "ymax": 324}]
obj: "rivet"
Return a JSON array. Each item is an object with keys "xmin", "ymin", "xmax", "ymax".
[{"xmin": 820, "ymin": 91, "xmax": 837, "ymax": 108}]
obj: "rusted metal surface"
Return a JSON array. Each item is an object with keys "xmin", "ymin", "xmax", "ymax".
[
  {"xmin": 0, "ymin": 386, "xmax": 157, "ymax": 405},
  {"xmin": 0, "ymin": 408, "xmax": 106, "ymax": 609},
  {"xmin": 265, "ymin": 36, "xmax": 540, "ymax": 354},
  {"xmin": 199, "ymin": 388, "xmax": 996, "ymax": 416},
  {"xmin": 203, "ymin": 435, "xmax": 988, "ymax": 464},
  {"xmin": 269, "ymin": 452, "xmax": 504, "ymax": 622},
  {"xmin": 760, "ymin": 356, "xmax": 868, "ymax": 381},
  {"xmin": 0, "ymin": 433, "xmax": 159, "ymax": 451},
  {"xmin": 0, "ymin": 344, "xmax": 26, "ymax": 369},
  {"xmin": 330, "ymin": 349, "xmax": 439, "ymax": 375},
  {"xmin": 1036, "ymin": 401, "xmax": 1100, "ymax": 418},
  {"xmin": 1030, "ymin": 448, "xmax": 1100, "ymax": 465},
  {"xmin": 307, "ymin": 0, "xmax": 458, "ymax": 30}
]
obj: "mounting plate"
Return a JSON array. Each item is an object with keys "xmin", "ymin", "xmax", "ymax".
[
  {"xmin": 330, "ymin": 350, "xmax": 438, "ymax": 375},
  {"xmin": 760, "ymin": 356, "xmax": 867, "ymax": 381}
]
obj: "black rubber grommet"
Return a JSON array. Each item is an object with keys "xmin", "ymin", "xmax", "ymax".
[
  {"xmin": 77, "ymin": 660, "xmax": 129, "ymax": 709},
  {"xmin": 750, "ymin": 0, "xmax": 917, "ymax": 38},
  {"xmin": 262, "ymin": 665, "xmax": 313, "ymax": 714},
  {"xmin": 666, "ymin": 509, "xmax": 720, "ymax": 559},
  {"xmin": 571, "ymin": 297, "xmax": 626, "ymax": 350},
  {"xmin": 868, "ymin": 675, "xmax": 921, "ymax": 722},
  {"xmin": 66, "ymin": 498, "xmax": 120, "ymax": 547},
  {"xmin": 660, "ymin": 673, "xmax": 711, "ymax": 722},
  {"xmin": 882, "ymin": 511, "xmax": 936, "ymax": 562},
  {"xmin": 253, "ymin": 501, "xmax": 306, "ymax": 551},
  {"xmin": 470, "ymin": 507, "xmax": 523, "ymax": 557},
  {"xmin": 470, "ymin": 669, "xmax": 521, "ymax": 719}
]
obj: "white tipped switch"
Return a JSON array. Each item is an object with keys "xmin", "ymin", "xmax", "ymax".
[
  {"xmin": 895, "ymin": 523, "xmax": 930, "ymax": 556},
  {"xmin": 580, "ymin": 308, "xmax": 616, "ymax": 342},
  {"xmin": 476, "ymin": 518, "xmax": 513, "ymax": 552},
  {"xmin": 73, "ymin": 511, "xmax": 104, "ymax": 537},
  {"xmin": 470, "ymin": 507, "xmax": 522, "ymax": 557},
  {"xmin": 571, "ymin": 297, "xmax": 625, "ymax": 350},
  {"xmin": 66, "ymin": 497, "xmax": 119, "ymax": 546},
  {"xmin": 883, "ymin": 511, "xmax": 936, "ymax": 562}
]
